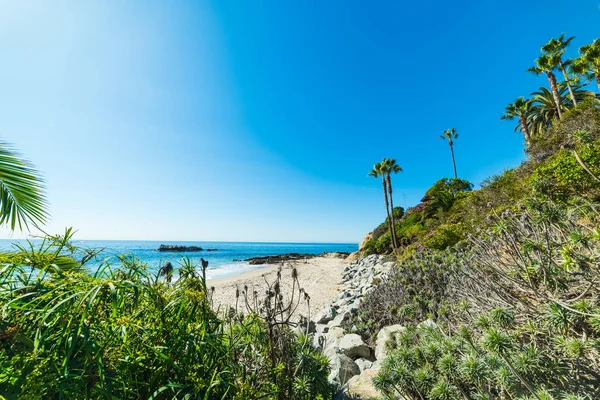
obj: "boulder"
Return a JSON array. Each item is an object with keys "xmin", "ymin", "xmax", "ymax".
[
  {"xmin": 375, "ymin": 324, "xmax": 405, "ymax": 361},
  {"xmin": 328, "ymin": 352, "xmax": 360, "ymax": 387},
  {"xmin": 329, "ymin": 310, "xmax": 352, "ymax": 328},
  {"xmin": 315, "ymin": 306, "xmax": 337, "ymax": 324},
  {"xmin": 355, "ymin": 358, "xmax": 374, "ymax": 372},
  {"xmin": 339, "ymin": 334, "xmax": 370, "ymax": 359},
  {"xmin": 316, "ymin": 324, "xmax": 329, "ymax": 334},
  {"xmin": 323, "ymin": 326, "xmax": 345, "ymax": 350},
  {"xmin": 345, "ymin": 367, "xmax": 381, "ymax": 399}
]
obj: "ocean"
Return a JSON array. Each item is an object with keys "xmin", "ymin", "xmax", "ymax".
[{"xmin": 0, "ymin": 240, "xmax": 357, "ymax": 280}]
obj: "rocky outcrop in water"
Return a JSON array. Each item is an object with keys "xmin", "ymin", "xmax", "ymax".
[
  {"xmin": 157, "ymin": 245, "xmax": 204, "ymax": 252},
  {"xmin": 245, "ymin": 252, "xmax": 350, "ymax": 265}
]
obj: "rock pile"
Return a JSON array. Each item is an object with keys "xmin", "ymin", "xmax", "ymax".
[{"xmin": 310, "ymin": 255, "xmax": 404, "ymax": 399}]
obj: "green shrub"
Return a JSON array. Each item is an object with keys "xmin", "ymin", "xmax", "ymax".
[
  {"xmin": 424, "ymin": 223, "xmax": 465, "ymax": 250},
  {"xmin": 0, "ymin": 232, "xmax": 333, "ymax": 399},
  {"xmin": 532, "ymin": 139, "xmax": 600, "ymax": 200},
  {"xmin": 528, "ymin": 102, "xmax": 600, "ymax": 159},
  {"xmin": 374, "ymin": 199, "xmax": 600, "ymax": 399}
]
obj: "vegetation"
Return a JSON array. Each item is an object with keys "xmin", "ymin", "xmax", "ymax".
[
  {"xmin": 0, "ymin": 232, "xmax": 333, "ymax": 399},
  {"xmin": 373, "ymin": 199, "xmax": 600, "ymax": 400},
  {"xmin": 0, "ymin": 142, "xmax": 47, "ymax": 231}
]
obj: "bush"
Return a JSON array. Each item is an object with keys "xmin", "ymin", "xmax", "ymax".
[
  {"xmin": 374, "ymin": 198, "xmax": 600, "ymax": 399},
  {"xmin": 347, "ymin": 251, "xmax": 459, "ymax": 343},
  {"xmin": 424, "ymin": 223, "xmax": 465, "ymax": 250},
  {"xmin": 532, "ymin": 138, "xmax": 600, "ymax": 200},
  {"xmin": 0, "ymin": 232, "xmax": 333, "ymax": 399},
  {"xmin": 528, "ymin": 102, "xmax": 600, "ymax": 159}
]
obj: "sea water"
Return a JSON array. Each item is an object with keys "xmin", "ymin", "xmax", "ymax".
[{"xmin": 0, "ymin": 240, "xmax": 357, "ymax": 280}]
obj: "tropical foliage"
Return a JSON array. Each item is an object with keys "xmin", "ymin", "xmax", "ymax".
[
  {"xmin": 0, "ymin": 231, "xmax": 333, "ymax": 399},
  {"xmin": 0, "ymin": 142, "xmax": 47, "ymax": 231}
]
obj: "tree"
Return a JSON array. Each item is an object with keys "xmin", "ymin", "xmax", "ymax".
[
  {"xmin": 0, "ymin": 142, "xmax": 48, "ymax": 230},
  {"xmin": 529, "ymin": 83, "xmax": 597, "ymax": 135},
  {"xmin": 369, "ymin": 162, "xmax": 397, "ymax": 253},
  {"xmin": 527, "ymin": 54, "xmax": 563, "ymax": 119},
  {"xmin": 382, "ymin": 158, "xmax": 402, "ymax": 252},
  {"xmin": 542, "ymin": 34, "xmax": 578, "ymax": 106},
  {"xmin": 571, "ymin": 38, "xmax": 600, "ymax": 91},
  {"xmin": 501, "ymin": 97, "xmax": 535, "ymax": 146},
  {"xmin": 440, "ymin": 128, "xmax": 459, "ymax": 179}
]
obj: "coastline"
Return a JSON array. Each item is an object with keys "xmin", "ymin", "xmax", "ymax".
[{"xmin": 208, "ymin": 255, "xmax": 348, "ymax": 318}]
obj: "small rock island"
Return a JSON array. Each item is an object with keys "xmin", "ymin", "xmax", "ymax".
[{"xmin": 157, "ymin": 245, "xmax": 204, "ymax": 252}]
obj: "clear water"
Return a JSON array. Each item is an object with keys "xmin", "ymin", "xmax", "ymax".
[{"xmin": 0, "ymin": 240, "xmax": 357, "ymax": 280}]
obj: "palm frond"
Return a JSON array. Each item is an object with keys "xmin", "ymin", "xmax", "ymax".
[{"xmin": 0, "ymin": 142, "xmax": 48, "ymax": 230}]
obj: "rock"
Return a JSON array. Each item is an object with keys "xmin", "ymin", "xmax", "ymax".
[
  {"xmin": 158, "ymin": 245, "xmax": 203, "ymax": 252},
  {"xmin": 322, "ymin": 252, "xmax": 351, "ymax": 259},
  {"xmin": 418, "ymin": 319, "xmax": 438, "ymax": 330},
  {"xmin": 244, "ymin": 253, "xmax": 316, "ymax": 265},
  {"xmin": 358, "ymin": 232, "xmax": 374, "ymax": 251},
  {"xmin": 345, "ymin": 367, "xmax": 381, "ymax": 399},
  {"xmin": 324, "ymin": 326, "xmax": 345, "ymax": 349},
  {"xmin": 328, "ymin": 353, "xmax": 360, "ymax": 387},
  {"xmin": 339, "ymin": 334, "xmax": 370, "ymax": 359},
  {"xmin": 345, "ymin": 252, "xmax": 360, "ymax": 263},
  {"xmin": 315, "ymin": 306, "xmax": 337, "ymax": 324},
  {"xmin": 329, "ymin": 310, "xmax": 351, "ymax": 328},
  {"xmin": 375, "ymin": 324, "xmax": 405, "ymax": 361},
  {"xmin": 316, "ymin": 324, "xmax": 329, "ymax": 334},
  {"xmin": 355, "ymin": 358, "xmax": 373, "ymax": 372}
]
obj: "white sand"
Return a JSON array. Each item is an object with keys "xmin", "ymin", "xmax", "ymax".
[{"xmin": 208, "ymin": 256, "xmax": 347, "ymax": 319}]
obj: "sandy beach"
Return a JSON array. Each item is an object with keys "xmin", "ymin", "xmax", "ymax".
[{"xmin": 208, "ymin": 255, "xmax": 348, "ymax": 319}]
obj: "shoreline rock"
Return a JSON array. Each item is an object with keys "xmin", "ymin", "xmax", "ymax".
[
  {"xmin": 244, "ymin": 252, "xmax": 350, "ymax": 265},
  {"xmin": 310, "ymin": 254, "xmax": 399, "ymax": 398}
]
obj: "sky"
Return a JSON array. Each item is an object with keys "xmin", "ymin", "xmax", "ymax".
[{"xmin": 0, "ymin": 1, "xmax": 599, "ymax": 243}]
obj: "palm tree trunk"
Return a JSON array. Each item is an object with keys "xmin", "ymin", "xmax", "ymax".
[
  {"xmin": 559, "ymin": 60, "xmax": 577, "ymax": 106},
  {"xmin": 382, "ymin": 179, "xmax": 396, "ymax": 253},
  {"xmin": 449, "ymin": 141, "xmax": 457, "ymax": 179},
  {"xmin": 519, "ymin": 115, "xmax": 531, "ymax": 146},
  {"xmin": 547, "ymin": 71, "xmax": 562, "ymax": 119},
  {"xmin": 386, "ymin": 174, "xmax": 399, "ymax": 253},
  {"xmin": 595, "ymin": 71, "xmax": 600, "ymax": 92}
]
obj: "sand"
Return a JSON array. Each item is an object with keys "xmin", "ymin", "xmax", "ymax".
[{"xmin": 207, "ymin": 256, "xmax": 347, "ymax": 320}]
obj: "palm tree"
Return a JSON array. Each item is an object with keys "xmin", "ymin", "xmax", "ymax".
[
  {"xmin": 571, "ymin": 38, "xmax": 600, "ymax": 91},
  {"xmin": 542, "ymin": 34, "xmax": 577, "ymax": 106},
  {"xmin": 382, "ymin": 158, "xmax": 402, "ymax": 251},
  {"xmin": 0, "ymin": 142, "xmax": 48, "ymax": 230},
  {"xmin": 369, "ymin": 161, "xmax": 397, "ymax": 253},
  {"xmin": 501, "ymin": 97, "xmax": 535, "ymax": 146},
  {"xmin": 529, "ymin": 83, "xmax": 597, "ymax": 135},
  {"xmin": 527, "ymin": 54, "xmax": 563, "ymax": 119},
  {"xmin": 440, "ymin": 128, "xmax": 459, "ymax": 179}
]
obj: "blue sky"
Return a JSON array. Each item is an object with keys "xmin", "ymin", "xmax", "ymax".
[{"xmin": 0, "ymin": 1, "xmax": 599, "ymax": 242}]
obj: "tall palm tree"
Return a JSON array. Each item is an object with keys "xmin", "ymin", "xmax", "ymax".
[
  {"xmin": 527, "ymin": 54, "xmax": 563, "ymax": 119},
  {"xmin": 0, "ymin": 142, "xmax": 48, "ymax": 230},
  {"xmin": 542, "ymin": 34, "xmax": 577, "ymax": 106},
  {"xmin": 369, "ymin": 162, "xmax": 396, "ymax": 253},
  {"xmin": 382, "ymin": 158, "xmax": 402, "ymax": 252},
  {"xmin": 440, "ymin": 128, "xmax": 459, "ymax": 179},
  {"xmin": 571, "ymin": 38, "xmax": 600, "ymax": 91},
  {"xmin": 501, "ymin": 97, "xmax": 535, "ymax": 146}
]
